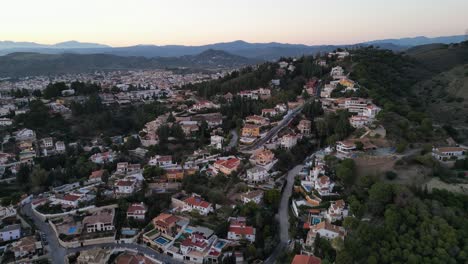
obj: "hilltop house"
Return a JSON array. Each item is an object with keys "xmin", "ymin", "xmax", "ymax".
[{"xmin": 432, "ymin": 147, "xmax": 466, "ymax": 161}]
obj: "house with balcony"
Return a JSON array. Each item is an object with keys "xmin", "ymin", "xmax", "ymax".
[
  {"xmin": 127, "ymin": 202, "xmax": 147, "ymax": 221},
  {"xmin": 83, "ymin": 209, "xmax": 115, "ymax": 233},
  {"xmin": 213, "ymin": 157, "xmax": 240, "ymax": 175},
  {"xmin": 432, "ymin": 147, "xmax": 466, "ymax": 161},
  {"xmin": 306, "ymin": 221, "xmax": 345, "ymax": 246},
  {"xmin": 246, "ymin": 166, "xmax": 269, "ymax": 183}
]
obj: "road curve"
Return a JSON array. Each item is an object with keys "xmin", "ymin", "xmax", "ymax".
[{"xmin": 265, "ymin": 165, "xmax": 303, "ymax": 264}]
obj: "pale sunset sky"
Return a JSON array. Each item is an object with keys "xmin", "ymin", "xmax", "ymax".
[{"xmin": 1, "ymin": 0, "xmax": 467, "ymax": 46}]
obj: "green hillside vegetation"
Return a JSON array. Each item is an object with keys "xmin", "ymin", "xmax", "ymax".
[
  {"xmin": 348, "ymin": 42, "xmax": 468, "ymax": 143},
  {"xmin": 0, "ymin": 50, "xmax": 259, "ymax": 77}
]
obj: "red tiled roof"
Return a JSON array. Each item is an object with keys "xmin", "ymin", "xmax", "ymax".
[
  {"xmin": 291, "ymin": 255, "xmax": 321, "ymax": 264},
  {"xmin": 127, "ymin": 203, "xmax": 146, "ymax": 214},
  {"xmin": 116, "ymin": 180, "xmax": 135, "ymax": 186},
  {"xmin": 62, "ymin": 194, "xmax": 81, "ymax": 202},
  {"xmin": 184, "ymin": 196, "xmax": 212, "ymax": 209},
  {"xmin": 229, "ymin": 226, "xmax": 255, "ymax": 236}
]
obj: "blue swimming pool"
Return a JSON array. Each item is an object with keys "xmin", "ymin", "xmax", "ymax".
[
  {"xmin": 214, "ymin": 241, "xmax": 226, "ymax": 249},
  {"xmin": 184, "ymin": 228, "xmax": 193, "ymax": 234},
  {"xmin": 154, "ymin": 236, "xmax": 170, "ymax": 245},
  {"xmin": 68, "ymin": 226, "xmax": 77, "ymax": 234},
  {"xmin": 121, "ymin": 229, "xmax": 137, "ymax": 236}
]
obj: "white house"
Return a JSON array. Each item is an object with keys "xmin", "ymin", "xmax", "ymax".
[
  {"xmin": 115, "ymin": 180, "xmax": 137, "ymax": 195},
  {"xmin": 280, "ymin": 134, "xmax": 299, "ymax": 149},
  {"xmin": 14, "ymin": 128, "xmax": 36, "ymax": 141},
  {"xmin": 127, "ymin": 203, "xmax": 147, "ymax": 220},
  {"xmin": 182, "ymin": 195, "xmax": 214, "ymax": 216},
  {"xmin": 432, "ymin": 147, "xmax": 466, "ymax": 161},
  {"xmin": 336, "ymin": 141, "xmax": 356, "ymax": 155},
  {"xmin": 240, "ymin": 190, "xmax": 264, "ymax": 204},
  {"xmin": 55, "ymin": 141, "xmax": 66, "ymax": 153},
  {"xmin": 210, "ymin": 135, "xmax": 224, "ymax": 150},
  {"xmin": 306, "ymin": 221, "xmax": 345, "ymax": 246},
  {"xmin": 148, "ymin": 155, "xmax": 174, "ymax": 168},
  {"xmin": 227, "ymin": 217, "xmax": 256, "ymax": 243},
  {"xmin": 0, "ymin": 118, "xmax": 13, "ymax": 126},
  {"xmin": 246, "ymin": 166, "xmax": 269, "ymax": 183},
  {"xmin": 83, "ymin": 209, "xmax": 115, "ymax": 233},
  {"xmin": 325, "ymin": 199, "xmax": 348, "ymax": 222},
  {"xmin": 0, "ymin": 224, "xmax": 21, "ymax": 242},
  {"xmin": 53, "ymin": 194, "xmax": 83, "ymax": 208},
  {"xmin": 315, "ymin": 176, "xmax": 335, "ymax": 196}
]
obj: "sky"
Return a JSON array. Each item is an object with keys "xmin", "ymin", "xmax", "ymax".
[{"xmin": 1, "ymin": 0, "xmax": 468, "ymax": 47}]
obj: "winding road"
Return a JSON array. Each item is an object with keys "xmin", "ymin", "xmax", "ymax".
[{"xmin": 265, "ymin": 165, "xmax": 303, "ymax": 264}]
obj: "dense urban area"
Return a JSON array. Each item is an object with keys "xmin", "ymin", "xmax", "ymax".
[{"xmin": 0, "ymin": 41, "xmax": 467, "ymax": 264}]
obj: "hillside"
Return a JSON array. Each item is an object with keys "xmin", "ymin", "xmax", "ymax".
[
  {"xmin": 0, "ymin": 50, "xmax": 259, "ymax": 77},
  {"xmin": 406, "ymin": 41, "xmax": 468, "ymax": 72}
]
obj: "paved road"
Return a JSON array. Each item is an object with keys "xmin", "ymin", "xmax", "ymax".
[
  {"xmin": 22, "ymin": 203, "xmax": 182, "ymax": 264},
  {"xmin": 243, "ymin": 106, "xmax": 304, "ymax": 152},
  {"xmin": 265, "ymin": 165, "xmax": 303, "ymax": 264},
  {"xmin": 21, "ymin": 203, "xmax": 67, "ymax": 264}
]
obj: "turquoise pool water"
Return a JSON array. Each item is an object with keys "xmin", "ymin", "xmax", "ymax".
[
  {"xmin": 154, "ymin": 236, "xmax": 170, "ymax": 245},
  {"xmin": 68, "ymin": 226, "xmax": 77, "ymax": 234}
]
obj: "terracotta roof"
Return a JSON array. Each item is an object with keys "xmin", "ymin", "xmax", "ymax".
[
  {"xmin": 116, "ymin": 180, "xmax": 135, "ymax": 187},
  {"xmin": 127, "ymin": 203, "xmax": 146, "ymax": 214},
  {"xmin": 291, "ymin": 255, "xmax": 322, "ymax": 264},
  {"xmin": 184, "ymin": 196, "xmax": 212, "ymax": 209},
  {"xmin": 434, "ymin": 147, "xmax": 465, "ymax": 153},
  {"xmin": 90, "ymin": 170, "xmax": 105, "ymax": 179},
  {"xmin": 61, "ymin": 194, "xmax": 81, "ymax": 202},
  {"xmin": 229, "ymin": 226, "xmax": 255, "ymax": 236}
]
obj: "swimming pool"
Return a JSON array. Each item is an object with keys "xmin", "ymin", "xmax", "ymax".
[
  {"xmin": 121, "ymin": 229, "xmax": 137, "ymax": 236},
  {"xmin": 184, "ymin": 228, "xmax": 193, "ymax": 234},
  {"xmin": 214, "ymin": 241, "xmax": 226, "ymax": 249},
  {"xmin": 68, "ymin": 226, "xmax": 77, "ymax": 234},
  {"xmin": 154, "ymin": 236, "xmax": 170, "ymax": 245}
]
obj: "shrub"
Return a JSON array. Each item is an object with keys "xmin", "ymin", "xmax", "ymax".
[{"xmin": 385, "ymin": 171, "xmax": 398, "ymax": 180}]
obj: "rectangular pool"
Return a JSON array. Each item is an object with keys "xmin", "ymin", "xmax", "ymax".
[{"xmin": 154, "ymin": 236, "xmax": 170, "ymax": 245}]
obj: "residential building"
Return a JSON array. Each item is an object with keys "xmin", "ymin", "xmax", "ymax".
[
  {"xmin": 306, "ymin": 221, "xmax": 346, "ymax": 246},
  {"xmin": 14, "ymin": 128, "xmax": 36, "ymax": 141},
  {"xmin": 148, "ymin": 155, "xmax": 174, "ymax": 168},
  {"xmin": 0, "ymin": 224, "xmax": 21, "ymax": 242},
  {"xmin": 246, "ymin": 166, "xmax": 269, "ymax": 183},
  {"xmin": 315, "ymin": 176, "xmax": 335, "ymax": 196},
  {"xmin": 152, "ymin": 213, "xmax": 185, "ymax": 237},
  {"xmin": 250, "ymin": 149, "xmax": 275, "ymax": 168},
  {"xmin": 213, "ymin": 158, "xmax": 240, "ymax": 175},
  {"xmin": 242, "ymin": 124, "xmax": 261, "ymax": 137},
  {"xmin": 210, "ymin": 135, "xmax": 224, "ymax": 150},
  {"xmin": 182, "ymin": 195, "xmax": 214, "ymax": 215},
  {"xmin": 261, "ymin": 108, "xmax": 277, "ymax": 117},
  {"xmin": 227, "ymin": 217, "xmax": 255, "ymax": 243},
  {"xmin": 115, "ymin": 252, "xmax": 157, "ymax": 264},
  {"xmin": 115, "ymin": 179, "xmax": 138, "ymax": 196},
  {"xmin": 349, "ymin": 115, "xmax": 371, "ymax": 128},
  {"xmin": 432, "ymin": 147, "xmax": 466, "ymax": 161},
  {"xmin": 41, "ymin": 137, "xmax": 54, "ymax": 148},
  {"xmin": 11, "ymin": 236, "xmax": 38, "ymax": 259},
  {"xmin": 127, "ymin": 202, "xmax": 147, "ymax": 220},
  {"xmin": 165, "ymin": 168, "xmax": 185, "ymax": 181},
  {"xmin": 83, "ymin": 209, "xmax": 115, "ymax": 233},
  {"xmin": 297, "ymin": 120, "xmax": 312, "ymax": 135},
  {"xmin": 245, "ymin": 115, "xmax": 269, "ymax": 126},
  {"xmin": 280, "ymin": 134, "xmax": 299, "ymax": 149},
  {"xmin": 90, "ymin": 151, "xmax": 115, "ymax": 164},
  {"xmin": 0, "ymin": 118, "xmax": 13, "ymax": 126},
  {"xmin": 53, "ymin": 194, "xmax": 82, "ymax": 208},
  {"xmin": 240, "ymin": 190, "xmax": 264, "ymax": 204},
  {"xmin": 325, "ymin": 200, "xmax": 347, "ymax": 222},
  {"xmin": 89, "ymin": 170, "xmax": 106, "ymax": 183},
  {"xmin": 76, "ymin": 248, "xmax": 111, "ymax": 264},
  {"xmin": 55, "ymin": 141, "xmax": 66, "ymax": 153},
  {"xmin": 336, "ymin": 141, "xmax": 356, "ymax": 155}
]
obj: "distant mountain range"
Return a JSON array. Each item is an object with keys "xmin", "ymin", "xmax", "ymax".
[
  {"xmin": 0, "ymin": 49, "xmax": 260, "ymax": 78},
  {"xmin": 1, "ymin": 35, "xmax": 466, "ymax": 60}
]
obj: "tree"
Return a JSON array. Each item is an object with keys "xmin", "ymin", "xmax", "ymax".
[
  {"xmin": 30, "ymin": 166, "xmax": 49, "ymax": 193},
  {"xmin": 336, "ymin": 159, "xmax": 356, "ymax": 187},
  {"xmin": 368, "ymin": 182, "xmax": 393, "ymax": 215}
]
